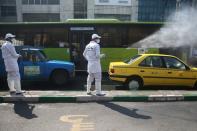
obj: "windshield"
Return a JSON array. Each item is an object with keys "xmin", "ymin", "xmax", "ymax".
[
  {"xmin": 38, "ymin": 50, "xmax": 48, "ymax": 61},
  {"xmin": 125, "ymin": 55, "xmax": 141, "ymax": 64}
]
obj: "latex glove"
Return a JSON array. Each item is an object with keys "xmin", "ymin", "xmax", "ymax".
[{"xmin": 100, "ymin": 53, "xmax": 106, "ymax": 58}]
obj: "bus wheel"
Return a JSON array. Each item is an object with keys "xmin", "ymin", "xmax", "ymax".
[
  {"xmin": 51, "ymin": 70, "xmax": 68, "ymax": 86},
  {"xmin": 127, "ymin": 77, "xmax": 143, "ymax": 90}
]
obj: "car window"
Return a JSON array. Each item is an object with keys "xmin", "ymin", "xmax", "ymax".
[
  {"xmin": 139, "ymin": 56, "xmax": 152, "ymax": 67},
  {"xmin": 127, "ymin": 55, "xmax": 141, "ymax": 64},
  {"xmin": 139, "ymin": 56, "xmax": 163, "ymax": 68},
  {"xmin": 31, "ymin": 51, "xmax": 42, "ymax": 62},
  {"xmin": 21, "ymin": 50, "xmax": 31, "ymax": 62},
  {"xmin": 163, "ymin": 56, "xmax": 186, "ymax": 70}
]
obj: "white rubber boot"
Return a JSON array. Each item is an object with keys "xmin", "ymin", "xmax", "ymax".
[
  {"xmin": 87, "ymin": 82, "xmax": 92, "ymax": 95},
  {"xmin": 7, "ymin": 79, "xmax": 16, "ymax": 92},
  {"xmin": 95, "ymin": 82, "xmax": 102, "ymax": 95},
  {"xmin": 14, "ymin": 79, "xmax": 22, "ymax": 94}
]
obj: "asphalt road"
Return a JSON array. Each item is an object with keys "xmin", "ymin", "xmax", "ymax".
[{"xmin": 0, "ymin": 102, "xmax": 197, "ymax": 131}]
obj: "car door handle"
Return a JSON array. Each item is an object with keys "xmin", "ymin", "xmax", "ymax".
[
  {"xmin": 168, "ymin": 72, "xmax": 172, "ymax": 74},
  {"xmin": 140, "ymin": 70, "xmax": 145, "ymax": 72}
]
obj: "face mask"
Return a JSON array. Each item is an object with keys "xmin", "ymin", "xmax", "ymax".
[
  {"xmin": 95, "ymin": 39, "xmax": 100, "ymax": 43},
  {"xmin": 11, "ymin": 38, "xmax": 16, "ymax": 43}
]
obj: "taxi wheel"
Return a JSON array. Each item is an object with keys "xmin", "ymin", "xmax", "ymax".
[
  {"xmin": 127, "ymin": 78, "xmax": 143, "ymax": 90},
  {"xmin": 193, "ymin": 82, "xmax": 197, "ymax": 89},
  {"xmin": 51, "ymin": 70, "xmax": 68, "ymax": 86}
]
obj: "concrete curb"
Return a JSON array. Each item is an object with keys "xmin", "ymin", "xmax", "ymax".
[
  {"xmin": 1, "ymin": 94, "xmax": 197, "ymax": 103},
  {"xmin": 77, "ymin": 96, "xmax": 113, "ymax": 102},
  {"xmin": 113, "ymin": 96, "xmax": 148, "ymax": 102},
  {"xmin": 148, "ymin": 95, "xmax": 184, "ymax": 102},
  {"xmin": 39, "ymin": 96, "xmax": 76, "ymax": 103},
  {"xmin": 0, "ymin": 97, "xmax": 3, "ymax": 103},
  {"xmin": 184, "ymin": 95, "xmax": 197, "ymax": 101}
]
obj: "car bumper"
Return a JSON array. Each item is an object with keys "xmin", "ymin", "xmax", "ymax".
[{"xmin": 109, "ymin": 74, "xmax": 127, "ymax": 83}]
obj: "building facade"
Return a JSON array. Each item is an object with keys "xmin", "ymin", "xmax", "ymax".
[
  {"xmin": 0, "ymin": 0, "xmax": 17, "ymax": 22},
  {"xmin": 88, "ymin": 0, "xmax": 138, "ymax": 21},
  {"xmin": 0, "ymin": 0, "xmax": 196, "ymax": 22},
  {"xmin": 0, "ymin": 0, "xmax": 138, "ymax": 22},
  {"xmin": 138, "ymin": 0, "xmax": 177, "ymax": 22}
]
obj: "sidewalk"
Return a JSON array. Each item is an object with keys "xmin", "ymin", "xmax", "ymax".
[{"xmin": 1, "ymin": 90, "xmax": 197, "ymax": 102}]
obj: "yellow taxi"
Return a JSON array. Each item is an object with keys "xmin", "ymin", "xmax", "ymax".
[{"xmin": 109, "ymin": 54, "xmax": 197, "ymax": 90}]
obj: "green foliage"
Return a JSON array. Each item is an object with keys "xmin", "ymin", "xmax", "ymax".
[{"xmin": 44, "ymin": 48, "xmax": 70, "ymax": 61}]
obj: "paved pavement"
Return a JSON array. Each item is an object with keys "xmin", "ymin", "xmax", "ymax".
[
  {"xmin": 1, "ymin": 90, "xmax": 197, "ymax": 102},
  {"xmin": 1, "ymin": 102, "xmax": 197, "ymax": 131}
]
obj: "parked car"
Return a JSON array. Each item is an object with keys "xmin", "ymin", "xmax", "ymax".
[
  {"xmin": 109, "ymin": 54, "xmax": 197, "ymax": 90},
  {"xmin": 0, "ymin": 46, "xmax": 75, "ymax": 86}
]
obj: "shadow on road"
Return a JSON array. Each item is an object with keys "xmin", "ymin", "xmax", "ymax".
[
  {"xmin": 14, "ymin": 102, "xmax": 37, "ymax": 119},
  {"xmin": 99, "ymin": 102, "xmax": 152, "ymax": 120}
]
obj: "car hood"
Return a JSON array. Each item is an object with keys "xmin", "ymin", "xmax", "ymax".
[{"xmin": 191, "ymin": 67, "xmax": 197, "ymax": 71}]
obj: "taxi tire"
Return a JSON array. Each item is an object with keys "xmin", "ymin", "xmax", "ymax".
[
  {"xmin": 51, "ymin": 70, "xmax": 68, "ymax": 86},
  {"xmin": 127, "ymin": 77, "xmax": 143, "ymax": 90},
  {"xmin": 193, "ymin": 81, "xmax": 197, "ymax": 89}
]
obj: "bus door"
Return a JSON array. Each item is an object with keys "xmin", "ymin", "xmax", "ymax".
[{"xmin": 69, "ymin": 27, "xmax": 94, "ymax": 70}]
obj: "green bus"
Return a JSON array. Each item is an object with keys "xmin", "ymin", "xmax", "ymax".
[{"xmin": 0, "ymin": 19, "xmax": 162, "ymax": 71}]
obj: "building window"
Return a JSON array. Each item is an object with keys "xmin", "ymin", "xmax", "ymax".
[
  {"xmin": 48, "ymin": 0, "xmax": 59, "ymax": 5},
  {"xmin": 138, "ymin": 0, "xmax": 176, "ymax": 22},
  {"xmin": 23, "ymin": 13, "xmax": 60, "ymax": 22},
  {"xmin": 119, "ymin": 0, "xmax": 128, "ymax": 4},
  {"xmin": 35, "ymin": 0, "xmax": 41, "ymax": 4},
  {"xmin": 29, "ymin": 0, "xmax": 34, "ymax": 4},
  {"xmin": 22, "ymin": 0, "xmax": 28, "ymax": 4},
  {"xmin": 1, "ymin": 6, "xmax": 16, "ymax": 16},
  {"xmin": 95, "ymin": 14, "xmax": 131, "ymax": 21},
  {"xmin": 22, "ymin": 0, "xmax": 59, "ymax": 5},
  {"xmin": 99, "ymin": 0, "xmax": 109, "ymax": 3},
  {"xmin": 0, "ymin": 0, "xmax": 16, "ymax": 5},
  {"xmin": 41, "ymin": 0, "xmax": 47, "ymax": 4},
  {"xmin": 74, "ymin": 0, "xmax": 87, "ymax": 18}
]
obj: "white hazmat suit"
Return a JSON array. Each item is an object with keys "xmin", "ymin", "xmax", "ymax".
[
  {"xmin": 83, "ymin": 34, "xmax": 105, "ymax": 95},
  {"xmin": 1, "ymin": 34, "xmax": 22, "ymax": 94}
]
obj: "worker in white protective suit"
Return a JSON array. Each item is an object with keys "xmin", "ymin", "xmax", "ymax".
[
  {"xmin": 1, "ymin": 33, "xmax": 23, "ymax": 95},
  {"xmin": 83, "ymin": 34, "xmax": 105, "ymax": 96}
]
